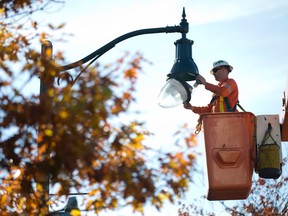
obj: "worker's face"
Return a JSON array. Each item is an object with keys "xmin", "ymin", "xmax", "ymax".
[{"xmin": 213, "ymin": 67, "xmax": 228, "ymax": 82}]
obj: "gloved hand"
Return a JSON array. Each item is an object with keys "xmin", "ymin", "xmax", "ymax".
[{"xmin": 196, "ymin": 75, "xmax": 206, "ymax": 85}]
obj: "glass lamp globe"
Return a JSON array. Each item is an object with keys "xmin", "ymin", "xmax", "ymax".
[{"xmin": 158, "ymin": 78, "xmax": 192, "ymax": 108}]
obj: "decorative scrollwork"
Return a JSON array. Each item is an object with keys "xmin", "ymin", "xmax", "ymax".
[{"xmin": 57, "ymin": 72, "xmax": 74, "ymax": 86}]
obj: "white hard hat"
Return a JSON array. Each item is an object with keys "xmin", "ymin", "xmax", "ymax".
[{"xmin": 210, "ymin": 60, "xmax": 233, "ymax": 74}]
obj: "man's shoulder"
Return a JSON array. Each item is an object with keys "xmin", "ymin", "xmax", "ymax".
[
  {"xmin": 226, "ymin": 78, "xmax": 237, "ymax": 85},
  {"xmin": 226, "ymin": 78, "xmax": 236, "ymax": 82},
  {"xmin": 222, "ymin": 78, "xmax": 238, "ymax": 90}
]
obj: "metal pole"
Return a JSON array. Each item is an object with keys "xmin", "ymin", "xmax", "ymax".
[{"xmin": 38, "ymin": 40, "xmax": 53, "ymax": 213}]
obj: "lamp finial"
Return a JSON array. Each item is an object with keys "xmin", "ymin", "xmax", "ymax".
[{"xmin": 182, "ymin": 7, "xmax": 186, "ymax": 21}]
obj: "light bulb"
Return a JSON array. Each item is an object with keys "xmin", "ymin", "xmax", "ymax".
[{"xmin": 158, "ymin": 78, "xmax": 192, "ymax": 108}]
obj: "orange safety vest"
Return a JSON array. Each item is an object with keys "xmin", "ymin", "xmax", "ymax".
[{"xmin": 192, "ymin": 78, "xmax": 239, "ymax": 114}]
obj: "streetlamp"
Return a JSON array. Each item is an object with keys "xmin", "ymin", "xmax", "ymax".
[
  {"xmin": 57, "ymin": 7, "xmax": 198, "ymax": 107},
  {"xmin": 39, "ymin": 7, "xmax": 198, "ymax": 214}
]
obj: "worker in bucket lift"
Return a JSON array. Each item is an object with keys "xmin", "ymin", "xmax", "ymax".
[{"xmin": 183, "ymin": 60, "xmax": 239, "ymax": 133}]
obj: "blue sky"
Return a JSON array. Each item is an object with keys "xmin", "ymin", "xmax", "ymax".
[{"xmin": 31, "ymin": 0, "xmax": 288, "ymax": 215}]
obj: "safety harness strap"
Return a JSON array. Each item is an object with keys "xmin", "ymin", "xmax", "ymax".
[
  {"xmin": 236, "ymin": 101, "xmax": 246, "ymax": 112},
  {"xmin": 223, "ymin": 97, "xmax": 237, "ymax": 112},
  {"xmin": 210, "ymin": 95, "xmax": 243, "ymax": 112}
]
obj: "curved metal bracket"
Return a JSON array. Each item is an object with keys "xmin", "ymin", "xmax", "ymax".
[
  {"xmin": 60, "ymin": 7, "xmax": 189, "ymax": 71},
  {"xmin": 60, "ymin": 26, "xmax": 181, "ymax": 71}
]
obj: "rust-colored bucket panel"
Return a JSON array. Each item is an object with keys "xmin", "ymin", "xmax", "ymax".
[{"xmin": 202, "ymin": 112, "xmax": 255, "ymax": 200}]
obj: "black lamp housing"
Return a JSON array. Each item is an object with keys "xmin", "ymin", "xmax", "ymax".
[
  {"xmin": 167, "ymin": 8, "xmax": 199, "ymax": 82},
  {"xmin": 168, "ymin": 37, "xmax": 199, "ymax": 81}
]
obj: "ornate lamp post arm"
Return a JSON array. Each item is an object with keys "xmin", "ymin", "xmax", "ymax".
[{"xmin": 60, "ymin": 9, "xmax": 188, "ymax": 72}]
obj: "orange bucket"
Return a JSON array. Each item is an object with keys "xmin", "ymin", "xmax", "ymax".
[{"xmin": 201, "ymin": 112, "xmax": 255, "ymax": 200}]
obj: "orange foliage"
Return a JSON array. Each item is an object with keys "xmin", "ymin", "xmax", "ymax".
[{"xmin": 0, "ymin": 2, "xmax": 198, "ymax": 215}]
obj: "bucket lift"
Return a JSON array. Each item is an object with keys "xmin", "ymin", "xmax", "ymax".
[
  {"xmin": 202, "ymin": 112, "xmax": 255, "ymax": 200},
  {"xmin": 201, "ymin": 82, "xmax": 288, "ymax": 201}
]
